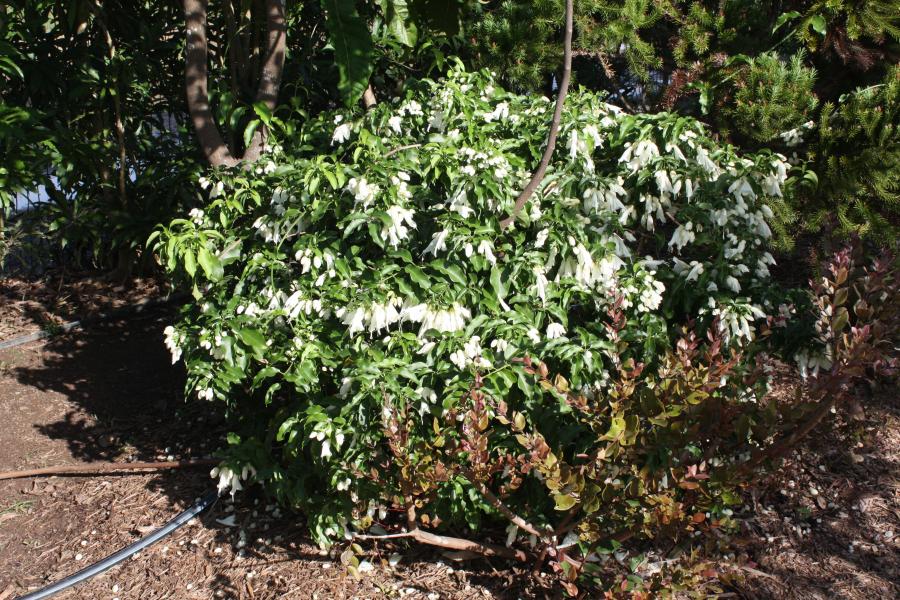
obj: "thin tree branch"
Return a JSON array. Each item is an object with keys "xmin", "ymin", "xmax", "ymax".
[
  {"xmin": 384, "ymin": 143, "xmax": 422, "ymax": 158},
  {"xmin": 0, "ymin": 459, "xmax": 219, "ymax": 482},
  {"xmin": 499, "ymin": 0, "xmax": 574, "ymax": 230},
  {"xmin": 89, "ymin": 2, "xmax": 128, "ymax": 207},
  {"xmin": 736, "ymin": 387, "xmax": 841, "ymax": 477},
  {"xmin": 462, "ymin": 468, "xmax": 550, "ymax": 539},
  {"xmin": 354, "ymin": 529, "xmax": 528, "ymax": 561}
]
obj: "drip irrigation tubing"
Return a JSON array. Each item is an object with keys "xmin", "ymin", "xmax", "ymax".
[
  {"xmin": 15, "ymin": 490, "xmax": 218, "ymax": 600},
  {"xmin": 0, "ymin": 292, "xmax": 186, "ymax": 351}
]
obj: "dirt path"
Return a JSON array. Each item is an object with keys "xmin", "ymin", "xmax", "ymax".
[{"xmin": 0, "ymin": 312, "xmax": 897, "ymax": 599}]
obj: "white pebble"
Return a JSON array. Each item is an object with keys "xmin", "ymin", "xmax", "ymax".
[{"xmin": 357, "ymin": 560, "xmax": 374, "ymax": 573}]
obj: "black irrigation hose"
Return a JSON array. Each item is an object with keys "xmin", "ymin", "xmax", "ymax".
[
  {"xmin": 16, "ymin": 491, "xmax": 218, "ymax": 600},
  {"xmin": 0, "ymin": 293, "xmax": 186, "ymax": 351}
]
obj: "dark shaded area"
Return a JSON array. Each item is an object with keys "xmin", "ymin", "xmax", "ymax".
[{"xmin": 12, "ymin": 311, "xmax": 218, "ymax": 464}]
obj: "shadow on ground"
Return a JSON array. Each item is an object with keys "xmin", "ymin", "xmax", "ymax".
[
  {"xmin": 2, "ymin": 308, "xmax": 897, "ymax": 599},
  {"xmin": 0, "ymin": 308, "xmax": 540, "ymax": 599}
]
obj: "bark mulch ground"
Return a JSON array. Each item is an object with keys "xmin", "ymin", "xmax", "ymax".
[
  {"xmin": 0, "ymin": 306, "xmax": 897, "ymax": 599},
  {"xmin": 0, "ymin": 273, "xmax": 166, "ymax": 343}
]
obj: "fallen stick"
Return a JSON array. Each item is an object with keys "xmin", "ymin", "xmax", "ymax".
[{"xmin": 0, "ymin": 459, "xmax": 218, "ymax": 481}]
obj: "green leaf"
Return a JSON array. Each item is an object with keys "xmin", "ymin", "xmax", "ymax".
[
  {"xmin": 322, "ymin": 0, "xmax": 375, "ymax": 105},
  {"xmin": 237, "ymin": 328, "xmax": 267, "ymax": 359},
  {"xmin": 490, "ymin": 265, "xmax": 507, "ymax": 302},
  {"xmin": 434, "ymin": 262, "xmax": 467, "ymax": 286},
  {"xmin": 405, "ymin": 264, "xmax": 431, "ymax": 289},
  {"xmin": 381, "ymin": 0, "xmax": 418, "ymax": 47},
  {"xmin": 183, "ymin": 248, "xmax": 197, "ymax": 278},
  {"xmin": 252, "ymin": 101, "xmax": 273, "ymax": 126},
  {"xmin": 772, "ymin": 11, "xmax": 801, "ymax": 33},
  {"xmin": 228, "ymin": 106, "xmax": 248, "ymax": 131},
  {"xmin": 832, "ymin": 306, "xmax": 849, "ymax": 332},
  {"xmin": 243, "ymin": 119, "xmax": 261, "ymax": 148},
  {"xmin": 198, "ymin": 246, "xmax": 224, "ymax": 281},
  {"xmin": 553, "ymin": 494, "xmax": 578, "ymax": 511},
  {"xmin": 809, "ymin": 14, "xmax": 827, "ymax": 36}
]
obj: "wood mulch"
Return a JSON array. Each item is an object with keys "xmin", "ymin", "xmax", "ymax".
[
  {"xmin": 0, "ymin": 272, "xmax": 166, "ymax": 343},
  {"xmin": 0, "ymin": 296, "xmax": 896, "ymax": 599}
]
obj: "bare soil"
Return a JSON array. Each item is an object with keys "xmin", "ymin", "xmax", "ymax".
[{"xmin": 0, "ymin": 310, "xmax": 897, "ymax": 599}]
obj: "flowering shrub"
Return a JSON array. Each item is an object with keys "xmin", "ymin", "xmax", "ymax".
[{"xmin": 155, "ymin": 62, "xmax": 817, "ymax": 591}]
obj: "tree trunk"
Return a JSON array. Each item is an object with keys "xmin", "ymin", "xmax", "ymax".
[
  {"xmin": 243, "ymin": 0, "xmax": 287, "ymax": 162},
  {"xmin": 184, "ymin": 0, "xmax": 240, "ymax": 167},
  {"xmin": 183, "ymin": 0, "xmax": 286, "ymax": 167}
]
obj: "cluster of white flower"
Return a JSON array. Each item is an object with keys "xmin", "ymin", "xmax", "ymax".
[
  {"xmin": 532, "ymin": 266, "xmax": 550, "ymax": 303},
  {"xmin": 762, "ymin": 157, "xmax": 789, "ymax": 197},
  {"xmin": 551, "ymin": 237, "xmax": 621, "ymax": 292},
  {"xmin": 336, "ymin": 296, "xmax": 404, "ymax": 335},
  {"xmin": 424, "ymin": 229, "xmax": 450, "ymax": 256},
  {"xmin": 309, "ymin": 426, "xmax": 345, "ymax": 459},
  {"xmin": 415, "ymin": 386, "xmax": 438, "ymax": 416},
  {"xmin": 567, "ymin": 124, "xmax": 604, "ymax": 171},
  {"xmin": 391, "ymin": 171, "xmax": 412, "ymax": 201},
  {"xmin": 619, "ymin": 139, "xmax": 660, "ymax": 172},
  {"xmin": 199, "ymin": 176, "xmax": 225, "ymax": 198},
  {"xmin": 546, "ymin": 322, "xmax": 567, "ymax": 339},
  {"xmin": 346, "ymin": 177, "xmax": 379, "ymax": 209},
  {"xmin": 332, "ymin": 115, "xmax": 352, "ymax": 145},
  {"xmin": 462, "ymin": 239, "xmax": 496, "ymax": 265},
  {"xmin": 271, "ymin": 186, "xmax": 295, "ymax": 216},
  {"xmin": 457, "ymin": 146, "xmax": 513, "ymax": 183},
  {"xmin": 398, "ymin": 100, "xmax": 424, "ymax": 117},
  {"xmin": 449, "ymin": 336, "xmax": 492, "ymax": 369},
  {"xmin": 295, "ymin": 248, "xmax": 336, "ymax": 276},
  {"xmin": 672, "ymin": 258, "xmax": 705, "ymax": 282},
  {"xmin": 668, "ymin": 222, "xmax": 696, "ymax": 252},
  {"xmin": 409, "ymin": 302, "xmax": 472, "ymax": 338},
  {"xmin": 252, "ymin": 215, "xmax": 288, "ymax": 243},
  {"xmin": 709, "ymin": 301, "xmax": 767, "ymax": 343},
  {"xmin": 448, "ymin": 187, "xmax": 474, "ymax": 217},
  {"xmin": 283, "ymin": 290, "xmax": 328, "ymax": 320},
  {"xmin": 483, "ymin": 101, "xmax": 509, "ymax": 123},
  {"xmin": 382, "ymin": 205, "xmax": 416, "ymax": 248},
  {"xmin": 778, "ymin": 120, "xmax": 815, "ymax": 147},
  {"xmin": 388, "ymin": 115, "xmax": 403, "ymax": 134},
  {"xmin": 211, "ymin": 464, "xmax": 256, "ymax": 498},
  {"xmin": 163, "ymin": 325, "xmax": 183, "ymax": 364},
  {"xmin": 188, "ymin": 208, "xmax": 205, "ymax": 225},
  {"xmin": 794, "ymin": 348, "xmax": 833, "ymax": 379},
  {"xmin": 198, "ymin": 328, "xmax": 226, "ymax": 360}
]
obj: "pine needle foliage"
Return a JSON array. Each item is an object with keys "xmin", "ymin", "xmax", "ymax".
[
  {"xmin": 809, "ymin": 66, "xmax": 900, "ymax": 241},
  {"xmin": 468, "ymin": 0, "xmax": 676, "ymax": 93},
  {"xmin": 717, "ymin": 52, "xmax": 819, "ymax": 146}
]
